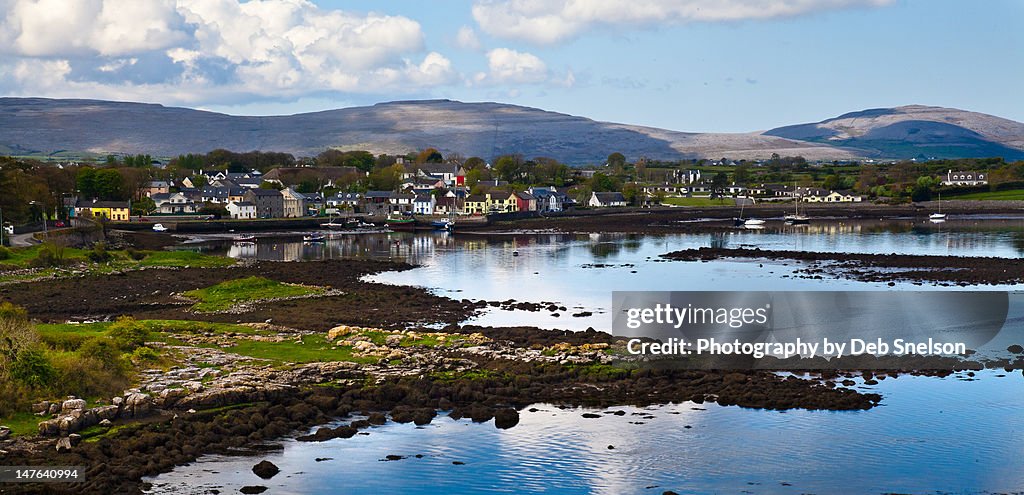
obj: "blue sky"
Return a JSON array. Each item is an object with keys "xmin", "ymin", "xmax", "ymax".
[{"xmin": 0, "ymin": 0, "xmax": 1020, "ymax": 132}]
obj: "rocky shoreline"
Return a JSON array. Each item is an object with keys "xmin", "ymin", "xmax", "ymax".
[
  {"xmin": 661, "ymin": 246, "xmax": 1024, "ymax": 285},
  {"xmin": 0, "ymin": 257, "xmax": 900, "ymax": 494}
]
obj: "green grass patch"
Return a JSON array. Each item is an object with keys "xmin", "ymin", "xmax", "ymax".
[
  {"xmin": 944, "ymin": 189, "xmax": 1024, "ymax": 201},
  {"xmin": 183, "ymin": 276, "xmax": 325, "ymax": 312},
  {"xmin": 0, "ymin": 411, "xmax": 42, "ymax": 437},
  {"xmin": 429, "ymin": 369, "xmax": 506, "ymax": 382},
  {"xmin": 661, "ymin": 196, "xmax": 735, "ymax": 207},
  {"xmin": 137, "ymin": 250, "xmax": 236, "ymax": 268}
]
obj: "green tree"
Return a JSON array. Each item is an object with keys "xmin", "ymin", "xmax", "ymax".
[
  {"xmin": 464, "ymin": 157, "xmax": 486, "ymax": 170},
  {"xmin": 607, "ymin": 152, "xmax": 626, "ymax": 169},
  {"xmin": 710, "ymin": 172, "xmax": 729, "ymax": 198},
  {"xmin": 416, "ymin": 148, "xmax": 444, "ymax": 164},
  {"xmin": 494, "ymin": 155, "xmax": 523, "ymax": 183},
  {"xmin": 588, "ymin": 172, "xmax": 619, "ymax": 192},
  {"xmin": 733, "ymin": 164, "xmax": 752, "ymax": 185}
]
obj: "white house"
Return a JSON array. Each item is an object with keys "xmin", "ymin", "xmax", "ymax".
[
  {"xmin": 942, "ymin": 170, "xmax": 987, "ymax": 187},
  {"xmin": 281, "ymin": 187, "xmax": 307, "ymax": 218},
  {"xmin": 226, "ymin": 201, "xmax": 257, "ymax": 219},
  {"xmin": 589, "ymin": 191, "xmax": 628, "ymax": 207},
  {"xmin": 151, "ymin": 192, "xmax": 198, "ymax": 214},
  {"xmin": 413, "ymin": 194, "xmax": 436, "ymax": 215}
]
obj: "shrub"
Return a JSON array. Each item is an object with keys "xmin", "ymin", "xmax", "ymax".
[
  {"xmin": 8, "ymin": 348, "xmax": 56, "ymax": 388},
  {"xmin": 50, "ymin": 354, "xmax": 129, "ymax": 399},
  {"xmin": 87, "ymin": 242, "xmax": 113, "ymax": 263},
  {"xmin": 0, "ymin": 305, "xmax": 37, "ymax": 377},
  {"xmin": 78, "ymin": 337, "xmax": 122, "ymax": 367},
  {"xmin": 0, "ymin": 246, "xmax": 10, "ymax": 260},
  {"xmin": 130, "ymin": 346, "xmax": 160, "ymax": 365},
  {"xmin": 107, "ymin": 317, "xmax": 150, "ymax": 351},
  {"xmin": 29, "ymin": 243, "xmax": 66, "ymax": 267},
  {"xmin": 125, "ymin": 248, "xmax": 147, "ymax": 261}
]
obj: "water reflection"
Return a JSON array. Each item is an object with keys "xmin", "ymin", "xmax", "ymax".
[{"xmin": 147, "ymin": 371, "xmax": 1024, "ymax": 495}]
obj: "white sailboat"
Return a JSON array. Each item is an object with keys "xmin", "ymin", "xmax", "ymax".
[{"xmin": 930, "ymin": 193, "xmax": 947, "ymax": 221}]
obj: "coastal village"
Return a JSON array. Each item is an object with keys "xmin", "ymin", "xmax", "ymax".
[{"xmin": 43, "ymin": 150, "xmax": 998, "ymax": 230}]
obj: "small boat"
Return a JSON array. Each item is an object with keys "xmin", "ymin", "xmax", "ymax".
[
  {"xmin": 431, "ymin": 219, "xmax": 454, "ymax": 231},
  {"xmin": 321, "ymin": 221, "xmax": 346, "ymax": 230},
  {"xmin": 733, "ymin": 199, "xmax": 764, "ymax": 227},
  {"xmin": 386, "ymin": 217, "xmax": 416, "ymax": 231},
  {"xmin": 235, "ymin": 234, "xmax": 256, "ymax": 242},
  {"xmin": 930, "ymin": 193, "xmax": 947, "ymax": 220},
  {"xmin": 303, "ymin": 233, "xmax": 326, "ymax": 242},
  {"xmin": 152, "ymin": 223, "xmax": 168, "ymax": 232},
  {"xmin": 784, "ymin": 191, "xmax": 810, "ymax": 225}
]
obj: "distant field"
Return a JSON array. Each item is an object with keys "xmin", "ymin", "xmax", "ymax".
[
  {"xmin": 661, "ymin": 196, "xmax": 734, "ymax": 207},
  {"xmin": 946, "ymin": 189, "xmax": 1024, "ymax": 201}
]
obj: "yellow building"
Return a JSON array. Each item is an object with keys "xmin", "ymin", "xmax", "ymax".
[{"xmin": 77, "ymin": 200, "xmax": 131, "ymax": 221}]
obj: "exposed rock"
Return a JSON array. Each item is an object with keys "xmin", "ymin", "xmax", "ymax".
[
  {"xmin": 493, "ymin": 408, "xmax": 520, "ymax": 429},
  {"xmin": 123, "ymin": 393, "xmax": 152, "ymax": 418},
  {"xmin": 251, "ymin": 460, "xmax": 280, "ymax": 480},
  {"xmin": 239, "ymin": 486, "xmax": 268, "ymax": 494},
  {"xmin": 55, "ymin": 436, "xmax": 73, "ymax": 452},
  {"xmin": 0, "ymin": 426, "xmax": 10, "ymax": 440},
  {"xmin": 61, "ymin": 398, "xmax": 87, "ymax": 414}
]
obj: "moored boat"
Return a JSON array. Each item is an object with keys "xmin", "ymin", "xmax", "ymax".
[{"xmin": 386, "ymin": 217, "xmax": 416, "ymax": 231}]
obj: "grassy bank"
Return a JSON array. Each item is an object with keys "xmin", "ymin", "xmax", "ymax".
[
  {"xmin": 182, "ymin": 276, "xmax": 327, "ymax": 312},
  {"xmin": 944, "ymin": 189, "xmax": 1024, "ymax": 201},
  {"xmin": 0, "ymin": 246, "xmax": 235, "ymax": 284},
  {"xmin": 661, "ymin": 196, "xmax": 735, "ymax": 207}
]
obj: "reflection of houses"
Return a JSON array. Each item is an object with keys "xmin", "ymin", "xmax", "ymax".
[
  {"xmin": 589, "ymin": 192, "xmax": 627, "ymax": 207},
  {"xmin": 244, "ymin": 189, "xmax": 284, "ymax": 218},
  {"xmin": 74, "ymin": 199, "xmax": 130, "ymax": 221},
  {"xmin": 151, "ymin": 192, "xmax": 199, "ymax": 214},
  {"xmin": 942, "ymin": 170, "xmax": 987, "ymax": 187},
  {"xmin": 226, "ymin": 201, "xmax": 256, "ymax": 219}
]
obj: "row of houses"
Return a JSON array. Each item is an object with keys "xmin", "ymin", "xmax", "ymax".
[{"xmin": 636, "ymin": 182, "xmax": 864, "ymax": 203}]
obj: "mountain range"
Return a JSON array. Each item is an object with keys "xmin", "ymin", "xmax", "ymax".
[{"xmin": 1, "ymin": 98, "xmax": 1022, "ymax": 164}]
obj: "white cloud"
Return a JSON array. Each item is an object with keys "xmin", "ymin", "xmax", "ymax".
[
  {"xmin": 472, "ymin": 0, "xmax": 896, "ymax": 44},
  {"xmin": 482, "ymin": 47, "xmax": 549, "ymax": 84},
  {"xmin": 454, "ymin": 25, "xmax": 482, "ymax": 51},
  {"xmin": 0, "ymin": 0, "xmax": 457, "ymax": 104}
]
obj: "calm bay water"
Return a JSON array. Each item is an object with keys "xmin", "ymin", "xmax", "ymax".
[
  {"xmin": 146, "ymin": 370, "xmax": 1024, "ymax": 495},
  {"xmin": 189, "ymin": 216, "xmax": 1024, "ymax": 330},
  {"xmin": 148, "ymin": 217, "xmax": 1024, "ymax": 494}
]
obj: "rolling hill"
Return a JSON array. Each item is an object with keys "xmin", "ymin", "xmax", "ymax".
[
  {"xmin": 764, "ymin": 105, "xmax": 1024, "ymax": 160},
  {"xmin": 1, "ymin": 98, "xmax": 1021, "ymax": 164}
]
